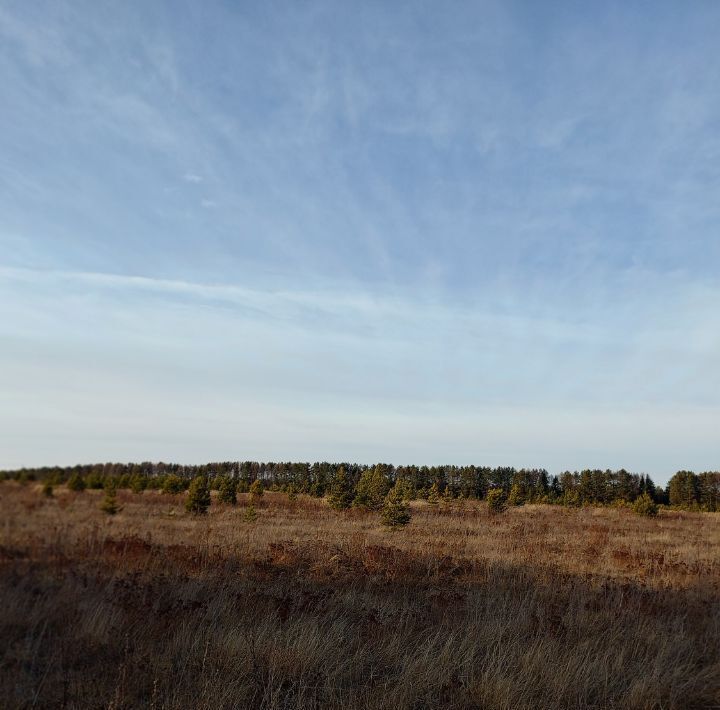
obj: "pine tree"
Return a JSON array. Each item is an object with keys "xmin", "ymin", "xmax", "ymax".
[
  {"xmin": 100, "ymin": 483, "xmax": 120, "ymax": 515},
  {"xmin": 67, "ymin": 473, "xmax": 86, "ymax": 492},
  {"xmin": 393, "ymin": 478, "xmax": 413, "ymax": 501},
  {"xmin": 217, "ymin": 475, "xmax": 238, "ymax": 505},
  {"xmin": 162, "ymin": 474, "xmax": 186, "ymax": 495},
  {"xmin": 249, "ymin": 479, "xmax": 264, "ymax": 499},
  {"xmin": 353, "ymin": 466, "xmax": 391, "ymax": 510},
  {"xmin": 426, "ymin": 482, "xmax": 440, "ymax": 506},
  {"xmin": 507, "ymin": 483, "xmax": 525, "ymax": 506},
  {"xmin": 286, "ymin": 484, "xmax": 298, "ymax": 503},
  {"xmin": 486, "ymin": 488, "xmax": 507, "ymax": 514},
  {"xmin": 42, "ymin": 481, "xmax": 54, "ymax": 497},
  {"xmin": 632, "ymin": 493, "xmax": 658, "ymax": 517},
  {"xmin": 381, "ymin": 483, "xmax": 411, "ymax": 529},
  {"xmin": 129, "ymin": 474, "xmax": 147, "ymax": 494},
  {"xmin": 185, "ymin": 476, "xmax": 211, "ymax": 515},
  {"xmin": 327, "ymin": 466, "xmax": 354, "ymax": 510},
  {"xmin": 243, "ymin": 501, "xmax": 257, "ymax": 522}
]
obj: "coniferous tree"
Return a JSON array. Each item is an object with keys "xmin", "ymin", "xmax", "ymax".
[
  {"xmin": 129, "ymin": 474, "xmax": 148, "ymax": 494},
  {"xmin": 507, "ymin": 483, "xmax": 525, "ymax": 506},
  {"xmin": 697, "ymin": 472, "xmax": 720, "ymax": 512},
  {"xmin": 162, "ymin": 474, "xmax": 186, "ymax": 495},
  {"xmin": 243, "ymin": 501, "xmax": 257, "ymax": 522},
  {"xmin": 249, "ymin": 479, "xmax": 264, "ymax": 500},
  {"xmin": 486, "ymin": 488, "xmax": 507, "ymax": 514},
  {"xmin": 42, "ymin": 481, "xmax": 54, "ymax": 497},
  {"xmin": 381, "ymin": 483, "xmax": 411, "ymax": 529},
  {"xmin": 668, "ymin": 471, "xmax": 699, "ymax": 509},
  {"xmin": 100, "ymin": 482, "xmax": 120, "ymax": 515},
  {"xmin": 632, "ymin": 493, "xmax": 658, "ymax": 517},
  {"xmin": 67, "ymin": 473, "xmax": 86, "ymax": 492},
  {"xmin": 217, "ymin": 475, "xmax": 238, "ymax": 505},
  {"xmin": 353, "ymin": 465, "xmax": 391, "ymax": 510},
  {"xmin": 185, "ymin": 476, "xmax": 211, "ymax": 515},
  {"xmin": 426, "ymin": 482, "xmax": 440, "ymax": 506},
  {"xmin": 327, "ymin": 466, "xmax": 354, "ymax": 510}
]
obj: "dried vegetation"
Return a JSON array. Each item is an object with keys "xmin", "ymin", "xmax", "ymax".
[{"xmin": 1, "ymin": 483, "xmax": 719, "ymax": 709}]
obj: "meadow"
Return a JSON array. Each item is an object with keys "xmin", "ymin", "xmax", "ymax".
[{"xmin": 1, "ymin": 482, "xmax": 719, "ymax": 709}]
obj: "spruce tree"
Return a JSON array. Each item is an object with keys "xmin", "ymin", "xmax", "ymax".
[
  {"xmin": 186, "ymin": 476, "xmax": 211, "ymax": 515},
  {"xmin": 381, "ymin": 483, "xmax": 411, "ymax": 529}
]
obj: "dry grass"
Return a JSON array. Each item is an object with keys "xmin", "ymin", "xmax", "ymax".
[{"xmin": 1, "ymin": 482, "xmax": 719, "ymax": 709}]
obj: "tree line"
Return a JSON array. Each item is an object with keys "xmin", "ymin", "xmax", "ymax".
[{"xmin": 2, "ymin": 461, "xmax": 718, "ymax": 511}]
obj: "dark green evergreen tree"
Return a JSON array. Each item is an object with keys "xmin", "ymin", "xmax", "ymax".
[
  {"xmin": 381, "ymin": 483, "xmax": 411, "ymax": 529},
  {"xmin": 185, "ymin": 476, "xmax": 211, "ymax": 515},
  {"xmin": 67, "ymin": 473, "xmax": 86, "ymax": 492},
  {"xmin": 327, "ymin": 466, "xmax": 354, "ymax": 510},
  {"xmin": 217, "ymin": 475, "xmax": 238, "ymax": 505},
  {"xmin": 353, "ymin": 465, "xmax": 391, "ymax": 510}
]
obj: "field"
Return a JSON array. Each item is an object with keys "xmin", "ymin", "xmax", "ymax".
[{"xmin": 1, "ymin": 483, "xmax": 719, "ymax": 709}]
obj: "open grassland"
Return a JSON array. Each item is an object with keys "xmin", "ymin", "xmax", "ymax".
[{"xmin": 1, "ymin": 483, "xmax": 719, "ymax": 709}]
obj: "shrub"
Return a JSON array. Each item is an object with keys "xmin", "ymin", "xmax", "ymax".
[
  {"xmin": 185, "ymin": 476, "xmax": 211, "ymax": 515},
  {"xmin": 217, "ymin": 476, "xmax": 238, "ymax": 505},
  {"xmin": 67, "ymin": 473, "xmax": 86, "ymax": 492},
  {"xmin": 632, "ymin": 493, "xmax": 658, "ymax": 517},
  {"xmin": 381, "ymin": 483, "xmax": 411, "ymax": 529},
  {"xmin": 42, "ymin": 481, "xmax": 54, "ymax": 497},
  {"xmin": 486, "ymin": 488, "xmax": 507, "ymax": 514}
]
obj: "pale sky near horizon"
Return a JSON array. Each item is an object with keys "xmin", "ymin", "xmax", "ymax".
[{"xmin": 1, "ymin": 1, "xmax": 719, "ymax": 483}]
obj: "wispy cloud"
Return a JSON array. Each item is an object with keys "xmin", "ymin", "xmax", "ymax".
[{"xmin": 0, "ymin": 2, "xmax": 719, "ymax": 475}]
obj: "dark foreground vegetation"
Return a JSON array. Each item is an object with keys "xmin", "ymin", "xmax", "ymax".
[
  {"xmin": 1, "ymin": 482, "xmax": 719, "ymax": 709},
  {"xmin": 2, "ymin": 460, "xmax": 720, "ymax": 511}
]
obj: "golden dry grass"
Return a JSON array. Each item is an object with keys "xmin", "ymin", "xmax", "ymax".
[{"xmin": 1, "ymin": 482, "xmax": 719, "ymax": 709}]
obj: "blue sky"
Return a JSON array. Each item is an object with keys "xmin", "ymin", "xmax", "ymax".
[{"xmin": 1, "ymin": 1, "xmax": 719, "ymax": 481}]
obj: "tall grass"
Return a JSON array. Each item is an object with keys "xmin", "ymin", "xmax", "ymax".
[{"xmin": 1, "ymin": 483, "xmax": 718, "ymax": 709}]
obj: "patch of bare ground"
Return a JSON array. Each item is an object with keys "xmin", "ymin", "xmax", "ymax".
[{"xmin": 1, "ymin": 483, "xmax": 718, "ymax": 709}]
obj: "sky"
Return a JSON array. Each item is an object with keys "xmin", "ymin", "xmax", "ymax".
[{"xmin": 1, "ymin": 1, "xmax": 719, "ymax": 482}]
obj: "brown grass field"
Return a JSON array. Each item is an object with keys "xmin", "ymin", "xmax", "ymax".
[{"xmin": 1, "ymin": 483, "xmax": 719, "ymax": 709}]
